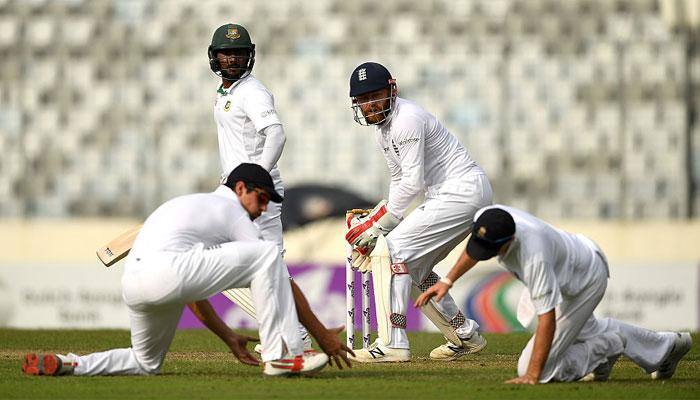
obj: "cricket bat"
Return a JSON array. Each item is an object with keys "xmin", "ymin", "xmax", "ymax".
[{"xmin": 96, "ymin": 225, "xmax": 142, "ymax": 267}]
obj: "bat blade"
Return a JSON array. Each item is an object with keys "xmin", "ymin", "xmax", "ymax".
[{"xmin": 96, "ymin": 225, "xmax": 142, "ymax": 267}]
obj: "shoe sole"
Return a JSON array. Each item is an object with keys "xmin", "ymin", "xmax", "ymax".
[
  {"xmin": 22, "ymin": 353, "xmax": 60, "ymax": 376},
  {"xmin": 349, "ymin": 356, "xmax": 411, "ymax": 363},
  {"xmin": 22, "ymin": 353, "xmax": 40, "ymax": 375},
  {"xmin": 43, "ymin": 354, "xmax": 60, "ymax": 375},
  {"xmin": 651, "ymin": 332, "xmax": 692, "ymax": 380},
  {"xmin": 299, "ymin": 361, "xmax": 327, "ymax": 376},
  {"xmin": 430, "ymin": 347, "xmax": 484, "ymax": 361},
  {"xmin": 263, "ymin": 354, "xmax": 328, "ymax": 377},
  {"xmin": 430, "ymin": 351, "xmax": 467, "ymax": 361},
  {"xmin": 263, "ymin": 365, "xmax": 327, "ymax": 378},
  {"xmin": 431, "ymin": 337, "xmax": 488, "ymax": 361}
]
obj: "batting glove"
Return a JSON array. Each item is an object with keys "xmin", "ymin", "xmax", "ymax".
[{"xmin": 345, "ymin": 200, "xmax": 401, "ymax": 250}]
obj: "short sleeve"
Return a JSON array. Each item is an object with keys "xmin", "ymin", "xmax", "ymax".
[{"xmin": 522, "ymin": 254, "xmax": 561, "ymax": 315}]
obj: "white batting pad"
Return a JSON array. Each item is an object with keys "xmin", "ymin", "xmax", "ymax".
[{"xmin": 370, "ymin": 235, "xmax": 393, "ymax": 344}]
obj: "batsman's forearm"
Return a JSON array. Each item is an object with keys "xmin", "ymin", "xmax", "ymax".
[
  {"xmin": 289, "ymin": 280, "xmax": 328, "ymax": 339},
  {"xmin": 187, "ymin": 300, "xmax": 238, "ymax": 345},
  {"xmin": 526, "ymin": 309, "xmax": 556, "ymax": 381}
]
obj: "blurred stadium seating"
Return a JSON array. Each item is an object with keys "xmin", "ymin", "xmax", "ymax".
[{"xmin": 0, "ymin": 0, "xmax": 698, "ymax": 220}]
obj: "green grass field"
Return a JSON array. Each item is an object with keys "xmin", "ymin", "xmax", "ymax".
[{"xmin": 1, "ymin": 329, "xmax": 697, "ymax": 399}]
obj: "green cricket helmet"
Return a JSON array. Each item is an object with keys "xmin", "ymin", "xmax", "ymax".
[{"xmin": 208, "ymin": 23, "xmax": 256, "ymax": 82}]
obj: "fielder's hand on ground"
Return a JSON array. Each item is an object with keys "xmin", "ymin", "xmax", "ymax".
[
  {"xmin": 505, "ymin": 374, "xmax": 539, "ymax": 385},
  {"xmin": 413, "ymin": 281, "xmax": 450, "ymax": 307},
  {"xmin": 226, "ymin": 333, "xmax": 260, "ymax": 366},
  {"xmin": 316, "ymin": 326, "xmax": 355, "ymax": 369}
]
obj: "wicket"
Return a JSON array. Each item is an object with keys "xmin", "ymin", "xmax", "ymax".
[{"xmin": 345, "ymin": 210, "xmax": 372, "ymax": 349}]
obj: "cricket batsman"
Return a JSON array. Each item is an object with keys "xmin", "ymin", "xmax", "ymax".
[
  {"xmin": 345, "ymin": 62, "xmax": 492, "ymax": 362},
  {"xmin": 207, "ymin": 23, "xmax": 311, "ymax": 349},
  {"xmin": 416, "ymin": 205, "xmax": 693, "ymax": 383}
]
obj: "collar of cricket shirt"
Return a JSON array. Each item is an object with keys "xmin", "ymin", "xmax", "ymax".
[
  {"xmin": 214, "ymin": 185, "xmax": 239, "ymax": 203},
  {"xmin": 217, "ymin": 75, "xmax": 251, "ymax": 96}
]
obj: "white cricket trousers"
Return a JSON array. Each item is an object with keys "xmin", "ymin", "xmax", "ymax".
[
  {"xmin": 518, "ymin": 253, "xmax": 677, "ymax": 382},
  {"xmin": 252, "ymin": 184, "xmax": 308, "ymax": 340},
  {"xmin": 386, "ymin": 174, "xmax": 493, "ymax": 348},
  {"xmin": 72, "ymin": 241, "xmax": 304, "ymax": 376},
  {"xmin": 254, "ymin": 175, "xmax": 286, "ymax": 253}
]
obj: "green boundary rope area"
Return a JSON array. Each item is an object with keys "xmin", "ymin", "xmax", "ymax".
[{"xmin": 1, "ymin": 330, "xmax": 697, "ymax": 400}]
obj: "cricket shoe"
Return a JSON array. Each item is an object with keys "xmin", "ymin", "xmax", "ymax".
[
  {"xmin": 579, "ymin": 333, "xmax": 626, "ymax": 382},
  {"xmin": 348, "ymin": 338, "xmax": 410, "ymax": 363},
  {"xmin": 430, "ymin": 331, "xmax": 488, "ymax": 361},
  {"xmin": 255, "ymin": 334, "xmax": 314, "ymax": 355},
  {"xmin": 651, "ymin": 332, "xmax": 692, "ymax": 380},
  {"xmin": 263, "ymin": 352, "xmax": 329, "ymax": 377},
  {"xmin": 22, "ymin": 353, "xmax": 75, "ymax": 376}
]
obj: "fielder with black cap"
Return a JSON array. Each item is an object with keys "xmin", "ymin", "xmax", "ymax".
[
  {"xmin": 208, "ymin": 23, "xmax": 313, "ymax": 351},
  {"xmin": 345, "ymin": 62, "xmax": 493, "ymax": 362},
  {"xmin": 23, "ymin": 164, "xmax": 354, "ymax": 377},
  {"xmin": 416, "ymin": 205, "xmax": 692, "ymax": 384}
]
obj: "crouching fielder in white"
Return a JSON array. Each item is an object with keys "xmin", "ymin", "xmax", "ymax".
[
  {"xmin": 416, "ymin": 205, "xmax": 692, "ymax": 384},
  {"xmin": 345, "ymin": 62, "xmax": 492, "ymax": 362},
  {"xmin": 22, "ymin": 164, "xmax": 353, "ymax": 378}
]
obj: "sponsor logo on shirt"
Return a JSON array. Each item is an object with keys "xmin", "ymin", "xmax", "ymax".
[
  {"xmin": 396, "ymin": 137, "xmax": 419, "ymax": 146},
  {"xmin": 391, "ymin": 140, "xmax": 400, "ymax": 157},
  {"xmin": 260, "ymin": 109, "xmax": 276, "ymax": 118},
  {"xmin": 224, "ymin": 100, "xmax": 231, "ymax": 112},
  {"xmin": 384, "ymin": 137, "xmax": 419, "ymax": 157}
]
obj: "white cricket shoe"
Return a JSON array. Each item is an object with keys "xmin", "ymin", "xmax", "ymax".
[
  {"xmin": 430, "ymin": 331, "xmax": 488, "ymax": 361},
  {"xmin": 255, "ymin": 333, "xmax": 313, "ymax": 355},
  {"xmin": 651, "ymin": 332, "xmax": 692, "ymax": 380},
  {"xmin": 348, "ymin": 338, "xmax": 411, "ymax": 363},
  {"xmin": 579, "ymin": 333, "xmax": 626, "ymax": 382},
  {"xmin": 263, "ymin": 352, "xmax": 329, "ymax": 377}
]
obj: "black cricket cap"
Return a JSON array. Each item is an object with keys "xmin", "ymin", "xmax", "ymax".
[
  {"xmin": 224, "ymin": 163, "xmax": 283, "ymax": 203},
  {"xmin": 349, "ymin": 62, "xmax": 393, "ymax": 97},
  {"xmin": 466, "ymin": 208, "xmax": 516, "ymax": 261}
]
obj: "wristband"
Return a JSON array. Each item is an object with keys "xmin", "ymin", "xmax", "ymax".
[{"xmin": 439, "ymin": 277, "xmax": 453, "ymax": 288}]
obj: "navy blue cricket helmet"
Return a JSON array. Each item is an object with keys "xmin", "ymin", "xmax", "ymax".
[{"xmin": 349, "ymin": 62, "xmax": 397, "ymax": 125}]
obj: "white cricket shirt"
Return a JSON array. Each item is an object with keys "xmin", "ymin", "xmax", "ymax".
[
  {"xmin": 214, "ymin": 75, "xmax": 283, "ymax": 181},
  {"xmin": 477, "ymin": 205, "xmax": 600, "ymax": 315},
  {"xmin": 375, "ymin": 97, "xmax": 484, "ymax": 218},
  {"xmin": 130, "ymin": 186, "xmax": 262, "ymax": 257}
]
